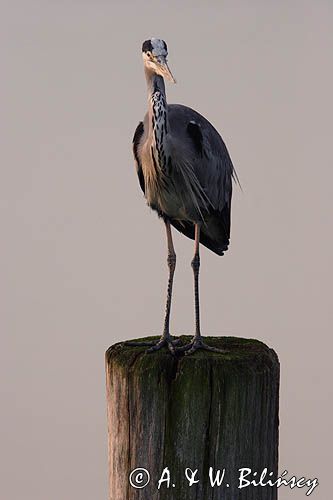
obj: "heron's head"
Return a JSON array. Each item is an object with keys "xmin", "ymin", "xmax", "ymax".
[{"xmin": 142, "ymin": 38, "xmax": 176, "ymax": 83}]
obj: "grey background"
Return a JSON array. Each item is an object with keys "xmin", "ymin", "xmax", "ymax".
[{"xmin": 1, "ymin": 1, "xmax": 332, "ymax": 499}]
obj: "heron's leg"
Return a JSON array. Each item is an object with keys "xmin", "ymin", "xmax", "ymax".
[
  {"xmin": 146, "ymin": 220, "xmax": 179, "ymax": 354},
  {"xmin": 192, "ymin": 223, "xmax": 201, "ymax": 339},
  {"xmin": 163, "ymin": 220, "xmax": 177, "ymax": 336},
  {"xmin": 125, "ymin": 221, "xmax": 180, "ymax": 355},
  {"xmin": 177, "ymin": 224, "xmax": 227, "ymax": 356}
]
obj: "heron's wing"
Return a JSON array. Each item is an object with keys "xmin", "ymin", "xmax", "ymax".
[
  {"xmin": 168, "ymin": 104, "xmax": 237, "ymax": 253},
  {"xmin": 132, "ymin": 121, "xmax": 145, "ymax": 194},
  {"xmin": 169, "ymin": 104, "xmax": 236, "ymax": 210},
  {"xmin": 189, "ymin": 120, "xmax": 234, "ymax": 237}
]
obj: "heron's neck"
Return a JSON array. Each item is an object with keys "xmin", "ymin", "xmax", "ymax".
[{"xmin": 145, "ymin": 69, "xmax": 169, "ymax": 170}]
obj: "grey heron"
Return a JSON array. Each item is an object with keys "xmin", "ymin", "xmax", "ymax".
[{"xmin": 127, "ymin": 38, "xmax": 238, "ymax": 355}]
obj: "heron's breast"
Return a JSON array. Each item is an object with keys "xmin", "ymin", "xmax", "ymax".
[{"xmin": 141, "ymin": 141, "xmax": 197, "ymax": 221}]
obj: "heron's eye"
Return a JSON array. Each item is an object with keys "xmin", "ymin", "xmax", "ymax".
[{"xmin": 146, "ymin": 51, "xmax": 153, "ymax": 59}]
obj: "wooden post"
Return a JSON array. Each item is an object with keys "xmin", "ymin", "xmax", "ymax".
[{"xmin": 105, "ymin": 336, "xmax": 279, "ymax": 500}]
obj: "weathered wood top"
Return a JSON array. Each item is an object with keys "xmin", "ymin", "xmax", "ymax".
[{"xmin": 106, "ymin": 335, "xmax": 279, "ymax": 373}]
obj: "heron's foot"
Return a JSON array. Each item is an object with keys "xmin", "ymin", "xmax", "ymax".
[
  {"xmin": 147, "ymin": 337, "xmax": 181, "ymax": 355},
  {"xmin": 125, "ymin": 336, "xmax": 180, "ymax": 355},
  {"xmin": 177, "ymin": 337, "xmax": 227, "ymax": 356}
]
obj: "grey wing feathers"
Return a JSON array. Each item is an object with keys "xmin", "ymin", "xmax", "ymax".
[
  {"xmin": 168, "ymin": 104, "xmax": 235, "ymax": 255},
  {"xmin": 169, "ymin": 104, "xmax": 234, "ymax": 212}
]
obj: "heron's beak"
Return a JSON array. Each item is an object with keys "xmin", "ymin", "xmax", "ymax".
[{"xmin": 157, "ymin": 57, "xmax": 176, "ymax": 83}]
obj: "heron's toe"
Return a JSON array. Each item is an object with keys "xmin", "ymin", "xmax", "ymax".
[
  {"xmin": 145, "ymin": 336, "xmax": 180, "ymax": 355},
  {"xmin": 176, "ymin": 338, "xmax": 227, "ymax": 356},
  {"xmin": 146, "ymin": 339, "xmax": 166, "ymax": 353},
  {"xmin": 183, "ymin": 339, "xmax": 204, "ymax": 356},
  {"xmin": 125, "ymin": 336, "xmax": 180, "ymax": 355},
  {"xmin": 176, "ymin": 339, "xmax": 203, "ymax": 354}
]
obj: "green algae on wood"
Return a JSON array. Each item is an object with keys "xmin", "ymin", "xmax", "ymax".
[{"xmin": 106, "ymin": 335, "xmax": 279, "ymax": 500}]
